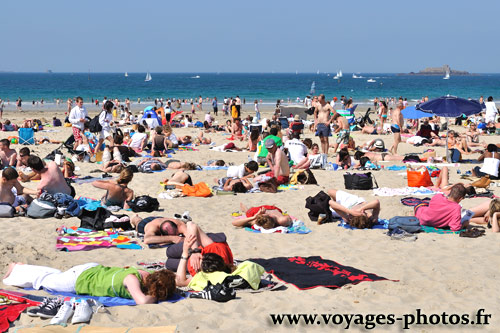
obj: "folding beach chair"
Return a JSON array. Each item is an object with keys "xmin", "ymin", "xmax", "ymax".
[
  {"xmin": 18, "ymin": 128, "xmax": 35, "ymax": 145},
  {"xmin": 278, "ymin": 116, "xmax": 289, "ymax": 129}
]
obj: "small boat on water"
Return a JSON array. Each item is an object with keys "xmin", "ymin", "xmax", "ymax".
[
  {"xmin": 310, "ymin": 81, "xmax": 316, "ymax": 95},
  {"xmin": 333, "ymin": 70, "xmax": 343, "ymax": 79},
  {"xmin": 353, "ymin": 73, "xmax": 363, "ymax": 79},
  {"xmin": 145, "ymin": 72, "xmax": 152, "ymax": 82},
  {"xmin": 443, "ymin": 70, "xmax": 450, "ymax": 80},
  {"xmin": 191, "ymin": 75, "xmax": 200, "ymax": 79},
  {"xmin": 124, "ymin": 72, "xmax": 128, "ymax": 77},
  {"xmin": 367, "ymin": 79, "xmax": 376, "ymax": 83}
]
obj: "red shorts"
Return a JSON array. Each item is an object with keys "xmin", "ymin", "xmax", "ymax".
[
  {"xmin": 72, "ymin": 127, "xmax": 82, "ymax": 141},
  {"xmin": 188, "ymin": 242, "xmax": 233, "ymax": 277},
  {"xmin": 246, "ymin": 205, "xmax": 282, "ymax": 217},
  {"xmin": 265, "ymin": 171, "xmax": 289, "ymax": 185}
]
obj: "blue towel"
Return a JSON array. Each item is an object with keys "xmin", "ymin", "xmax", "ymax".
[
  {"xmin": 338, "ymin": 219, "xmax": 389, "ymax": 230},
  {"xmin": 201, "ymin": 166, "xmax": 229, "ymax": 171},
  {"xmin": 245, "ymin": 221, "xmax": 312, "ymax": 234}
]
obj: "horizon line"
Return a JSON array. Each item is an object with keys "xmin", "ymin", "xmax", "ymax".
[{"xmin": 1, "ymin": 71, "xmax": 498, "ymax": 74}]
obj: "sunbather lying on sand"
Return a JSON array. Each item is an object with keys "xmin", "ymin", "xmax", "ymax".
[
  {"xmin": 163, "ymin": 170, "xmax": 193, "ymax": 187},
  {"xmin": 232, "ymin": 204, "xmax": 292, "ymax": 229},
  {"xmin": 3, "ymin": 262, "xmax": 176, "ymax": 304},
  {"xmin": 215, "ymin": 177, "xmax": 253, "ymax": 193},
  {"xmin": 131, "ymin": 215, "xmax": 187, "ymax": 245},
  {"xmin": 327, "ymin": 188, "xmax": 380, "ymax": 228}
]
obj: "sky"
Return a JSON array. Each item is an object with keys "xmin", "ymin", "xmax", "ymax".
[{"xmin": 2, "ymin": 0, "xmax": 499, "ymax": 73}]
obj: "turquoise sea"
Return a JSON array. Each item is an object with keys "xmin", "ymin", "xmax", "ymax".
[{"xmin": 1, "ymin": 72, "xmax": 500, "ymax": 106}]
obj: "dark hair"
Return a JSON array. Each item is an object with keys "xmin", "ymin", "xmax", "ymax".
[
  {"xmin": 114, "ymin": 135, "xmax": 124, "ymax": 145},
  {"xmin": 270, "ymin": 127, "xmax": 278, "ymax": 136},
  {"xmin": 303, "ymin": 138, "xmax": 312, "ymax": 149},
  {"xmin": 349, "ymin": 215, "xmax": 374, "ymax": 229},
  {"xmin": 449, "ymin": 184, "xmax": 466, "ymax": 201},
  {"xmin": 311, "ymin": 143, "xmax": 319, "ymax": 150},
  {"xmin": 215, "ymin": 160, "xmax": 225, "ymax": 166},
  {"xmin": 359, "ymin": 156, "xmax": 370, "ymax": 167},
  {"xmin": 255, "ymin": 215, "xmax": 277, "ymax": 229},
  {"xmin": 27, "ymin": 155, "xmax": 45, "ymax": 171},
  {"xmin": 292, "ymin": 132, "xmax": 300, "ymax": 140},
  {"xmin": 103, "ymin": 100, "xmax": 114, "ymax": 112},
  {"xmin": 0, "ymin": 139, "xmax": 10, "ymax": 147},
  {"xmin": 261, "ymin": 131, "xmax": 270, "ymax": 139},
  {"xmin": 250, "ymin": 129, "xmax": 260, "ymax": 142},
  {"xmin": 487, "ymin": 144, "xmax": 498, "ymax": 153},
  {"xmin": 155, "ymin": 126, "xmax": 163, "ymax": 135},
  {"xmin": 19, "ymin": 147, "xmax": 30, "ymax": 157},
  {"xmin": 2, "ymin": 167, "xmax": 18, "ymax": 180},
  {"xmin": 232, "ymin": 181, "xmax": 247, "ymax": 193},
  {"xmin": 201, "ymin": 253, "xmax": 231, "ymax": 274},
  {"xmin": 138, "ymin": 125, "xmax": 145, "ymax": 133},
  {"xmin": 76, "ymin": 96, "xmax": 83, "ymax": 102},
  {"xmin": 488, "ymin": 96, "xmax": 493, "ymax": 102},
  {"xmin": 245, "ymin": 161, "xmax": 259, "ymax": 172},
  {"xmin": 338, "ymin": 148, "xmax": 349, "ymax": 162},
  {"xmin": 354, "ymin": 151, "xmax": 365, "ymax": 160},
  {"xmin": 159, "ymin": 221, "xmax": 178, "ymax": 236}
]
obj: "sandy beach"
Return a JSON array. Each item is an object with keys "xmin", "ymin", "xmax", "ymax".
[{"xmin": 1, "ymin": 105, "xmax": 499, "ymax": 332}]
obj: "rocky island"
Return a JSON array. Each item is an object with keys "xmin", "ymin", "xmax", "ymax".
[{"xmin": 401, "ymin": 65, "xmax": 471, "ymax": 76}]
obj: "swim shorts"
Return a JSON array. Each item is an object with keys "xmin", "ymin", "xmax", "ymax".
[
  {"xmin": 315, "ymin": 123, "xmax": 331, "ymax": 137},
  {"xmin": 390, "ymin": 124, "xmax": 401, "ymax": 133},
  {"xmin": 336, "ymin": 129, "xmax": 350, "ymax": 144},
  {"xmin": 137, "ymin": 216, "xmax": 161, "ymax": 234},
  {"xmin": 72, "ymin": 127, "xmax": 82, "ymax": 141},
  {"xmin": 265, "ymin": 171, "xmax": 289, "ymax": 185}
]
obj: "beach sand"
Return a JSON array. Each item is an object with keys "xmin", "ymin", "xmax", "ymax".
[{"xmin": 1, "ymin": 105, "xmax": 499, "ymax": 332}]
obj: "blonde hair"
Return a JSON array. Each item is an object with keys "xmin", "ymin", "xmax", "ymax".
[
  {"xmin": 117, "ymin": 168, "xmax": 133, "ymax": 185},
  {"xmin": 489, "ymin": 199, "xmax": 500, "ymax": 218}
]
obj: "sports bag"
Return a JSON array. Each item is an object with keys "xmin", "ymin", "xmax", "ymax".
[
  {"xmin": 305, "ymin": 190, "xmax": 333, "ymax": 222},
  {"xmin": 126, "ymin": 195, "xmax": 160, "ymax": 213},
  {"xmin": 27, "ymin": 199, "xmax": 57, "ymax": 218},
  {"xmin": 290, "ymin": 169, "xmax": 318, "ymax": 185},
  {"xmin": 88, "ymin": 111, "xmax": 104, "ymax": 133},
  {"xmin": 0, "ymin": 203, "xmax": 15, "ymax": 217},
  {"xmin": 344, "ymin": 172, "xmax": 378, "ymax": 190}
]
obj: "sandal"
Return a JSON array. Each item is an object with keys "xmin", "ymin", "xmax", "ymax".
[{"xmin": 459, "ymin": 228, "xmax": 485, "ymax": 238}]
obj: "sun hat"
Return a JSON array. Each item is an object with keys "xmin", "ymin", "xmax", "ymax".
[
  {"xmin": 374, "ymin": 139, "xmax": 385, "ymax": 149},
  {"xmin": 294, "ymin": 115, "xmax": 300, "ymax": 121}
]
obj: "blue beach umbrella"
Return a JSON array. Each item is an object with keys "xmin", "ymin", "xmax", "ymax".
[
  {"xmin": 416, "ymin": 95, "xmax": 483, "ymax": 161},
  {"xmin": 401, "ymin": 106, "xmax": 433, "ymax": 119}
]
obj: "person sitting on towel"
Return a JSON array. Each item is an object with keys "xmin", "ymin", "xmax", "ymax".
[
  {"xmin": 231, "ymin": 203, "xmax": 292, "ymax": 229},
  {"xmin": 0, "ymin": 167, "xmax": 37, "ymax": 211},
  {"xmin": 27, "ymin": 155, "xmax": 74, "ymax": 197},
  {"xmin": 326, "ymin": 188, "xmax": 380, "ymax": 229}
]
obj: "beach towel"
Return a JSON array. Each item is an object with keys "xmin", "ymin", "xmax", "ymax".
[
  {"xmin": 337, "ymin": 219, "xmax": 389, "ymax": 230},
  {"xmin": 373, "ymin": 187, "xmax": 438, "ymax": 196},
  {"xmin": 176, "ymin": 146, "xmax": 199, "ymax": 152},
  {"xmin": 181, "ymin": 182, "xmax": 212, "ymax": 197},
  {"xmin": 201, "ymin": 165, "xmax": 229, "ymax": 171},
  {"xmin": 421, "ymin": 226, "xmax": 464, "ymax": 234},
  {"xmin": 56, "ymin": 226, "xmax": 141, "ymax": 251},
  {"xmin": 400, "ymin": 197, "xmax": 431, "ymax": 207},
  {"xmin": 0, "ymin": 303, "xmax": 30, "ymax": 333},
  {"xmin": 244, "ymin": 220, "xmax": 312, "ymax": 234},
  {"xmin": 250, "ymin": 256, "xmax": 393, "ymax": 290}
]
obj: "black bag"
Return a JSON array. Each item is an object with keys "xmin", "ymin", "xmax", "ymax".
[
  {"xmin": 305, "ymin": 190, "xmax": 333, "ymax": 222},
  {"xmin": 79, "ymin": 207, "xmax": 133, "ymax": 230},
  {"xmin": 343, "ymin": 172, "xmax": 378, "ymax": 190},
  {"xmin": 88, "ymin": 111, "xmax": 104, "ymax": 133},
  {"xmin": 402, "ymin": 154, "xmax": 421, "ymax": 163},
  {"xmin": 297, "ymin": 169, "xmax": 318, "ymax": 185},
  {"xmin": 127, "ymin": 195, "xmax": 160, "ymax": 212}
]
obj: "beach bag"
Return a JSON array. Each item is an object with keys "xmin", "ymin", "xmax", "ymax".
[
  {"xmin": 27, "ymin": 199, "xmax": 57, "ymax": 218},
  {"xmin": 388, "ymin": 216, "xmax": 422, "ymax": 233},
  {"xmin": 88, "ymin": 111, "xmax": 104, "ymax": 133},
  {"xmin": 290, "ymin": 169, "xmax": 317, "ymax": 185},
  {"xmin": 182, "ymin": 182, "xmax": 212, "ymax": 197},
  {"xmin": 344, "ymin": 172, "xmax": 377, "ymax": 190},
  {"xmin": 0, "ymin": 203, "xmax": 15, "ymax": 217},
  {"xmin": 305, "ymin": 190, "xmax": 333, "ymax": 222},
  {"xmin": 258, "ymin": 178, "xmax": 278, "ymax": 193},
  {"xmin": 407, "ymin": 169, "xmax": 433, "ymax": 187},
  {"xmin": 126, "ymin": 195, "xmax": 160, "ymax": 212},
  {"xmin": 448, "ymin": 148, "xmax": 461, "ymax": 163},
  {"xmin": 79, "ymin": 207, "xmax": 133, "ymax": 230}
]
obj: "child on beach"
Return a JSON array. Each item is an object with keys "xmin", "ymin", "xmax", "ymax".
[{"xmin": 0, "ymin": 167, "xmax": 37, "ymax": 211}]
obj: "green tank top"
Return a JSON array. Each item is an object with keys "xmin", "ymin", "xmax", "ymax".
[{"xmin": 75, "ymin": 265, "xmax": 142, "ymax": 299}]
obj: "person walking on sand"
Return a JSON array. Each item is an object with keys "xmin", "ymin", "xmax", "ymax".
[
  {"xmin": 16, "ymin": 97, "xmax": 22, "ymax": 112},
  {"xmin": 67, "ymin": 98, "xmax": 73, "ymax": 113},
  {"xmin": 314, "ymin": 94, "xmax": 335, "ymax": 166},
  {"xmin": 390, "ymin": 102, "xmax": 404, "ymax": 154},
  {"xmin": 212, "ymin": 97, "xmax": 218, "ymax": 116},
  {"xmin": 68, "ymin": 97, "xmax": 88, "ymax": 150}
]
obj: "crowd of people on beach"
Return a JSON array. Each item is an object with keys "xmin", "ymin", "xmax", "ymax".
[{"xmin": 1, "ymin": 91, "xmax": 500, "ymax": 324}]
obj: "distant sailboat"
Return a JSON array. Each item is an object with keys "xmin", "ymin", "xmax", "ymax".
[
  {"xmin": 145, "ymin": 72, "xmax": 152, "ymax": 82},
  {"xmin": 353, "ymin": 73, "xmax": 363, "ymax": 79},
  {"xmin": 443, "ymin": 69, "xmax": 450, "ymax": 80},
  {"xmin": 333, "ymin": 70, "xmax": 343, "ymax": 80},
  {"xmin": 125, "ymin": 72, "xmax": 128, "ymax": 77},
  {"xmin": 316, "ymin": 70, "xmax": 320, "ymax": 75},
  {"xmin": 295, "ymin": 70, "xmax": 298, "ymax": 75},
  {"xmin": 339, "ymin": 70, "xmax": 343, "ymax": 78},
  {"xmin": 310, "ymin": 81, "xmax": 316, "ymax": 95}
]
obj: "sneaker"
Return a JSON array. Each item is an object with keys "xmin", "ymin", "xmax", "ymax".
[
  {"xmin": 27, "ymin": 297, "xmax": 51, "ymax": 317},
  {"xmin": 50, "ymin": 301, "xmax": 74, "ymax": 325},
  {"xmin": 71, "ymin": 299, "xmax": 93, "ymax": 324},
  {"xmin": 37, "ymin": 297, "xmax": 64, "ymax": 318}
]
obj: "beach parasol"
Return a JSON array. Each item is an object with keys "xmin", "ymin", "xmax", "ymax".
[
  {"xmin": 401, "ymin": 106, "xmax": 433, "ymax": 119},
  {"xmin": 416, "ymin": 95, "xmax": 483, "ymax": 160}
]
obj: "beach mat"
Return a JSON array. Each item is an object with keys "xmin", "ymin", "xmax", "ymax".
[
  {"xmin": 56, "ymin": 227, "xmax": 141, "ymax": 252},
  {"xmin": 421, "ymin": 226, "xmax": 463, "ymax": 234},
  {"xmin": 13, "ymin": 325, "xmax": 177, "ymax": 332},
  {"xmin": 250, "ymin": 256, "xmax": 394, "ymax": 290},
  {"xmin": 337, "ymin": 219, "xmax": 389, "ymax": 230},
  {"xmin": 244, "ymin": 220, "xmax": 311, "ymax": 234}
]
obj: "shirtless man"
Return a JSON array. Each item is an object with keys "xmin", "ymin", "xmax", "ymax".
[
  {"xmin": 314, "ymin": 94, "xmax": 335, "ymax": 164},
  {"xmin": 231, "ymin": 118, "xmax": 244, "ymax": 140},
  {"xmin": 330, "ymin": 113, "xmax": 350, "ymax": 154},
  {"xmin": 0, "ymin": 168, "xmax": 36, "ymax": 210},
  {"xmin": 256, "ymin": 138, "xmax": 290, "ymax": 185},
  {"xmin": 131, "ymin": 216, "xmax": 187, "ymax": 246},
  {"xmin": 0, "ymin": 139, "xmax": 17, "ymax": 169},
  {"xmin": 390, "ymin": 102, "xmax": 404, "ymax": 154},
  {"xmin": 27, "ymin": 155, "xmax": 73, "ymax": 196}
]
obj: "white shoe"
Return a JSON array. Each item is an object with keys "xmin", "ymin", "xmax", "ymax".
[
  {"xmin": 71, "ymin": 299, "xmax": 93, "ymax": 324},
  {"xmin": 50, "ymin": 301, "xmax": 74, "ymax": 325}
]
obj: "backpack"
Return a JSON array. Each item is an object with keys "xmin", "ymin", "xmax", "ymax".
[
  {"xmin": 344, "ymin": 172, "xmax": 378, "ymax": 190},
  {"xmin": 88, "ymin": 111, "xmax": 104, "ymax": 133},
  {"xmin": 0, "ymin": 203, "xmax": 15, "ymax": 218},
  {"xmin": 388, "ymin": 216, "xmax": 422, "ymax": 233},
  {"xmin": 27, "ymin": 199, "xmax": 57, "ymax": 218},
  {"xmin": 305, "ymin": 190, "xmax": 333, "ymax": 222},
  {"xmin": 79, "ymin": 207, "xmax": 133, "ymax": 230},
  {"xmin": 290, "ymin": 169, "xmax": 318, "ymax": 185},
  {"xmin": 126, "ymin": 195, "xmax": 160, "ymax": 212}
]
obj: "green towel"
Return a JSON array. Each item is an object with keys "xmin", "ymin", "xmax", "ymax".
[{"xmin": 421, "ymin": 226, "xmax": 464, "ymax": 234}]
